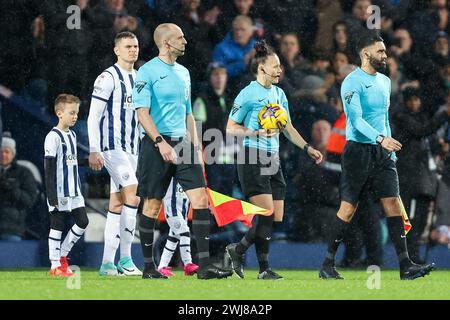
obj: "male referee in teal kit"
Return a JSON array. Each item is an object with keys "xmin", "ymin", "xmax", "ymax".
[
  {"xmin": 319, "ymin": 33, "xmax": 435, "ymax": 280},
  {"xmin": 133, "ymin": 23, "xmax": 232, "ymax": 280}
]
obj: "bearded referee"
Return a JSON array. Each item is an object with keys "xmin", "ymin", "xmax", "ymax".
[
  {"xmin": 132, "ymin": 23, "xmax": 232, "ymax": 280},
  {"xmin": 319, "ymin": 33, "xmax": 435, "ymax": 280}
]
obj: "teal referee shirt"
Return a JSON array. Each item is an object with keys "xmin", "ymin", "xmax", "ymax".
[{"xmin": 132, "ymin": 57, "xmax": 192, "ymax": 138}]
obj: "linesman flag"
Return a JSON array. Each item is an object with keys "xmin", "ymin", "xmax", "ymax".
[
  {"xmin": 206, "ymin": 188, "xmax": 272, "ymax": 227},
  {"xmin": 399, "ymin": 196, "xmax": 412, "ymax": 235}
]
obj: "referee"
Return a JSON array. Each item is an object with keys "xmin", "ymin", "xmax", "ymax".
[
  {"xmin": 132, "ymin": 23, "xmax": 232, "ymax": 280},
  {"xmin": 319, "ymin": 33, "xmax": 435, "ymax": 280}
]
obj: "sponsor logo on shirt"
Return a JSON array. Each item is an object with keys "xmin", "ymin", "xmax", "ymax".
[
  {"xmin": 123, "ymin": 93, "xmax": 134, "ymax": 110},
  {"xmin": 65, "ymin": 154, "xmax": 77, "ymax": 166}
]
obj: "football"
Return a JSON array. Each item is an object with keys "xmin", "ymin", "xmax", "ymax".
[{"xmin": 257, "ymin": 103, "xmax": 289, "ymax": 130}]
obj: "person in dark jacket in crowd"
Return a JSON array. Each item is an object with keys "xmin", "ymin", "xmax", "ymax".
[
  {"xmin": 431, "ymin": 119, "xmax": 450, "ymax": 244},
  {"xmin": 193, "ymin": 63, "xmax": 234, "ymax": 195},
  {"xmin": 89, "ymin": 0, "xmax": 151, "ymax": 85},
  {"xmin": 393, "ymin": 87, "xmax": 450, "ymax": 263},
  {"xmin": 43, "ymin": 0, "xmax": 94, "ymax": 115},
  {"xmin": 292, "ymin": 119, "xmax": 338, "ymax": 241},
  {"xmin": 0, "ymin": 134, "xmax": 38, "ymax": 241},
  {"xmin": 0, "ymin": 0, "xmax": 43, "ymax": 92},
  {"xmin": 172, "ymin": 0, "xmax": 219, "ymax": 84}
]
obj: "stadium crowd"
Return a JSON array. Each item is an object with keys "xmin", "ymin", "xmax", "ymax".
[{"xmin": 1, "ymin": 0, "xmax": 450, "ymax": 267}]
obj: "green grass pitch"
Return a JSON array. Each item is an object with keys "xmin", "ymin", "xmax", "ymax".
[{"xmin": 1, "ymin": 269, "xmax": 449, "ymax": 300}]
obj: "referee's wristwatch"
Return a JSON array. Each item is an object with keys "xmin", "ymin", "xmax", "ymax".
[
  {"xmin": 154, "ymin": 135, "xmax": 164, "ymax": 148},
  {"xmin": 376, "ymin": 135, "xmax": 385, "ymax": 144},
  {"xmin": 303, "ymin": 143, "xmax": 311, "ymax": 153}
]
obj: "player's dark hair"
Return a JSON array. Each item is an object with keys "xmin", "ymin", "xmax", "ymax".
[
  {"xmin": 356, "ymin": 32, "xmax": 384, "ymax": 53},
  {"xmin": 114, "ymin": 31, "xmax": 137, "ymax": 45},
  {"xmin": 251, "ymin": 40, "xmax": 276, "ymax": 75}
]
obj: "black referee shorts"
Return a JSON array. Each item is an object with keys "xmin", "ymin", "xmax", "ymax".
[
  {"xmin": 237, "ymin": 146, "xmax": 286, "ymax": 200},
  {"xmin": 136, "ymin": 135, "xmax": 205, "ymax": 199},
  {"xmin": 340, "ymin": 141, "xmax": 400, "ymax": 204}
]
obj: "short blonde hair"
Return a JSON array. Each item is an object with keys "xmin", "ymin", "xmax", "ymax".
[{"xmin": 54, "ymin": 94, "xmax": 80, "ymax": 114}]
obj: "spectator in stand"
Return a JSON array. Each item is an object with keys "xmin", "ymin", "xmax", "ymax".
[
  {"xmin": 433, "ymin": 31, "xmax": 450, "ymax": 67},
  {"xmin": 393, "ymin": 87, "xmax": 450, "ymax": 263},
  {"xmin": 313, "ymin": 0, "xmax": 344, "ymax": 56},
  {"xmin": 193, "ymin": 63, "xmax": 235, "ymax": 195},
  {"xmin": 291, "ymin": 119, "xmax": 337, "ymax": 241},
  {"xmin": 278, "ymin": 33, "xmax": 309, "ymax": 87},
  {"xmin": 305, "ymin": 51, "xmax": 332, "ymax": 79},
  {"xmin": 389, "ymin": 27, "xmax": 415, "ymax": 75},
  {"xmin": 344, "ymin": 0, "xmax": 373, "ymax": 54},
  {"xmin": 390, "ymin": 27, "xmax": 445, "ymax": 112},
  {"xmin": 260, "ymin": 0, "xmax": 318, "ymax": 58},
  {"xmin": 386, "ymin": 54, "xmax": 410, "ymax": 106},
  {"xmin": 0, "ymin": 133, "xmax": 38, "ymax": 241},
  {"xmin": 172, "ymin": 0, "xmax": 220, "ymax": 84},
  {"xmin": 0, "ymin": 0, "xmax": 42, "ymax": 92},
  {"xmin": 212, "ymin": 15, "xmax": 256, "ymax": 92},
  {"xmin": 89, "ymin": 0, "xmax": 151, "ymax": 83},
  {"xmin": 216, "ymin": 0, "xmax": 263, "ymax": 42},
  {"xmin": 331, "ymin": 20, "xmax": 354, "ymax": 61},
  {"xmin": 289, "ymin": 75, "xmax": 338, "ymax": 142},
  {"xmin": 332, "ymin": 50, "xmax": 350, "ymax": 75},
  {"xmin": 407, "ymin": 0, "xmax": 449, "ymax": 58},
  {"xmin": 44, "ymin": 0, "xmax": 93, "ymax": 115},
  {"xmin": 431, "ymin": 117, "xmax": 450, "ymax": 244}
]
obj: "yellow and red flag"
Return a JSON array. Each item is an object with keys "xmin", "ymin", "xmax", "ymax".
[
  {"xmin": 206, "ymin": 188, "xmax": 272, "ymax": 227},
  {"xmin": 399, "ymin": 196, "xmax": 412, "ymax": 235}
]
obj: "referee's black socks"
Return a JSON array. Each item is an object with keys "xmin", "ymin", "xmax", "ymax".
[
  {"xmin": 387, "ymin": 216, "xmax": 412, "ymax": 269},
  {"xmin": 323, "ymin": 215, "xmax": 349, "ymax": 267},
  {"xmin": 236, "ymin": 216, "xmax": 258, "ymax": 255},
  {"xmin": 139, "ymin": 215, "xmax": 156, "ymax": 271},
  {"xmin": 192, "ymin": 208, "xmax": 210, "ymax": 268},
  {"xmin": 255, "ymin": 214, "xmax": 274, "ymax": 272}
]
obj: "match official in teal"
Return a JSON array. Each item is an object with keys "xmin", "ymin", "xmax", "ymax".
[
  {"xmin": 226, "ymin": 41, "xmax": 323, "ymax": 280},
  {"xmin": 319, "ymin": 33, "xmax": 435, "ymax": 280},
  {"xmin": 133, "ymin": 23, "xmax": 232, "ymax": 280}
]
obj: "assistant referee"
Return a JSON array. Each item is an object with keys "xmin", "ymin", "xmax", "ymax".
[{"xmin": 319, "ymin": 33, "xmax": 435, "ymax": 280}]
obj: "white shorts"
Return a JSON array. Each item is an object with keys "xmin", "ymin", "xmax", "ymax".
[
  {"xmin": 48, "ymin": 195, "xmax": 85, "ymax": 212},
  {"xmin": 103, "ymin": 149, "xmax": 138, "ymax": 193},
  {"xmin": 163, "ymin": 179, "xmax": 190, "ymax": 235}
]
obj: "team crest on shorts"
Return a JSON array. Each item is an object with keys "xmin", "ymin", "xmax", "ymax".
[
  {"xmin": 174, "ymin": 221, "xmax": 182, "ymax": 230},
  {"xmin": 122, "ymin": 173, "xmax": 130, "ymax": 181},
  {"xmin": 60, "ymin": 198, "xmax": 68, "ymax": 206}
]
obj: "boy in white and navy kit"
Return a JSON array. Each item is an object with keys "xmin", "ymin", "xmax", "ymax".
[
  {"xmin": 87, "ymin": 32, "xmax": 141, "ymax": 276},
  {"xmin": 44, "ymin": 94, "xmax": 89, "ymax": 277},
  {"xmin": 157, "ymin": 178, "xmax": 199, "ymax": 277}
]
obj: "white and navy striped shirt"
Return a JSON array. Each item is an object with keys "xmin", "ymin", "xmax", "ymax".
[
  {"xmin": 163, "ymin": 178, "xmax": 190, "ymax": 219},
  {"xmin": 90, "ymin": 64, "xmax": 139, "ymax": 155},
  {"xmin": 44, "ymin": 127, "xmax": 82, "ymax": 198}
]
